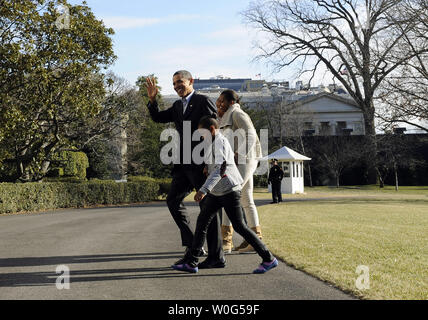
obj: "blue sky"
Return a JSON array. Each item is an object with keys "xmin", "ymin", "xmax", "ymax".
[
  {"xmin": 66, "ymin": 1, "xmax": 425, "ymax": 133},
  {"xmin": 67, "ymin": 0, "xmax": 288, "ymax": 94},
  {"xmin": 65, "ymin": 0, "xmax": 334, "ymax": 96}
]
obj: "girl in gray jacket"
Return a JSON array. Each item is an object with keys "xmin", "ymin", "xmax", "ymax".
[{"xmin": 172, "ymin": 115, "xmax": 278, "ymax": 274}]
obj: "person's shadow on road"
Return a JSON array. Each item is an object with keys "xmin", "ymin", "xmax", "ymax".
[
  {"xmin": 0, "ymin": 252, "xmax": 184, "ymax": 268},
  {"xmin": 0, "ymin": 252, "xmax": 249, "ymax": 287}
]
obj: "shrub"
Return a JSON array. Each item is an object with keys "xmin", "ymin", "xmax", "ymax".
[
  {"xmin": 0, "ymin": 179, "xmax": 161, "ymax": 214},
  {"xmin": 50, "ymin": 151, "xmax": 89, "ymax": 180},
  {"xmin": 43, "ymin": 177, "xmax": 86, "ymax": 183},
  {"xmin": 254, "ymin": 174, "xmax": 268, "ymax": 188},
  {"xmin": 127, "ymin": 176, "xmax": 172, "ymax": 198}
]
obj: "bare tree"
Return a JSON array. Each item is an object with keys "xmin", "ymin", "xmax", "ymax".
[
  {"xmin": 376, "ymin": 66, "xmax": 428, "ymax": 132},
  {"xmin": 375, "ymin": 1, "xmax": 428, "ymax": 132},
  {"xmin": 313, "ymin": 136, "xmax": 363, "ymax": 187},
  {"xmin": 243, "ymin": 0, "xmax": 428, "ymax": 183},
  {"xmin": 243, "ymin": 95, "xmax": 277, "ymax": 142},
  {"xmin": 279, "ymin": 100, "xmax": 316, "ymax": 186},
  {"xmin": 376, "ymin": 130, "xmax": 422, "ymax": 190}
]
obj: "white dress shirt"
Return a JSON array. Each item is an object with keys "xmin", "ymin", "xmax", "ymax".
[{"xmin": 181, "ymin": 90, "xmax": 195, "ymax": 114}]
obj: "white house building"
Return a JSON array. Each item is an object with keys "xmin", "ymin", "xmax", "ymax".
[
  {"xmin": 284, "ymin": 92, "xmax": 365, "ymax": 136},
  {"xmin": 162, "ymin": 79, "xmax": 365, "ymax": 136}
]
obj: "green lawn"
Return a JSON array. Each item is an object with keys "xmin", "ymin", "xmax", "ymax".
[
  {"xmin": 184, "ymin": 185, "xmax": 427, "ymax": 299},
  {"xmin": 255, "ymin": 186, "xmax": 428, "ymax": 300},
  {"xmin": 254, "ymin": 185, "xmax": 428, "ymax": 199}
]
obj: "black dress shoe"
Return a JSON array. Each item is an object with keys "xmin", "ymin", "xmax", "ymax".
[
  {"xmin": 270, "ymin": 201, "xmax": 278, "ymax": 204},
  {"xmin": 174, "ymin": 247, "xmax": 206, "ymax": 265},
  {"xmin": 174, "ymin": 247, "xmax": 190, "ymax": 265},
  {"xmin": 173, "ymin": 257, "xmax": 187, "ymax": 265},
  {"xmin": 198, "ymin": 258, "xmax": 226, "ymax": 269}
]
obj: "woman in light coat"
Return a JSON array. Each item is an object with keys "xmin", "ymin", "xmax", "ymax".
[{"xmin": 216, "ymin": 89, "xmax": 263, "ymax": 253}]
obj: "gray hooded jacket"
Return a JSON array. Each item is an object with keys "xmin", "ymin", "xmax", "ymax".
[{"xmin": 199, "ymin": 132, "xmax": 244, "ymax": 196}]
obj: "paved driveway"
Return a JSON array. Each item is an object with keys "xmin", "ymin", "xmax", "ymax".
[{"xmin": 0, "ymin": 202, "xmax": 354, "ymax": 300}]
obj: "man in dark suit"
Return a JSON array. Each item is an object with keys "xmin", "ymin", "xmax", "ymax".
[{"xmin": 145, "ymin": 70, "xmax": 225, "ymax": 268}]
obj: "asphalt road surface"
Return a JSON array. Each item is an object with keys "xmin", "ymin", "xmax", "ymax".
[{"xmin": 0, "ymin": 201, "xmax": 355, "ymax": 300}]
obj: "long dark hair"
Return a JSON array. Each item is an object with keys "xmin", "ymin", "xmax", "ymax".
[{"xmin": 220, "ymin": 89, "xmax": 240, "ymax": 105}]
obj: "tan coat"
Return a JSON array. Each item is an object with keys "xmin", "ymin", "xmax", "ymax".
[{"xmin": 218, "ymin": 103, "xmax": 262, "ymax": 163}]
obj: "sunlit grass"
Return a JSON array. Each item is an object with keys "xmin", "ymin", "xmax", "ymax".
[
  {"xmin": 256, "ymin": 187, "xmax": 428, "ymax": 300},
  {"xmin": 184, "ymin": 186, "xmax": 428, "ymax": 299},
  {"xmin": 185, "ymin": 186, "xmax": 428, "ymax": 299},
  {"xmin": 252, "ymin": 185, "xmax": 428, "ymax": 201}
]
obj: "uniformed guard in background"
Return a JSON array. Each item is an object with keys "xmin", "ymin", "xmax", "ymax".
[{"xmin": 268, "ymin": 159, "xmax": 284, "ymax": 203}]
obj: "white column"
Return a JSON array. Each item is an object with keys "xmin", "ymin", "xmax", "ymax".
[
  {"xmin": 301, "ymin": 162, "xmax": 304, "ymax": 193},
  {"xmin": 329, "ymin": 121, "xmax": 336, "ymax": 135}
]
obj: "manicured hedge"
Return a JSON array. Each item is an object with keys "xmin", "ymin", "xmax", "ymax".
[
  {"xmin": 55, "ymin": 151, "xmax": 89, "ymax": 180},
  {"xmin": 127, "ymin": 176, "xmax": 172, "ymax": 197},
  {"xmin": 0, "ymin": 178, "xmax": 165, "ymax": 214}
]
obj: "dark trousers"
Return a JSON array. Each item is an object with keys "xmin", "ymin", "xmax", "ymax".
[
  {"xmin": 189, "ymin": 191, "xmax": 273, "ymax": 264},
  {"xmin": 166, "ymin": 166, "xmax": 223, "ymax": 261},
  {"xmin": 271, "ymin": 181, "xmax": 282, "ymax": 202}
]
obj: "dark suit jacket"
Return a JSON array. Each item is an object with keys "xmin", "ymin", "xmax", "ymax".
[
  {"xmin": 147, "ymin": 92, "xmax": 217, "ymax": 170},
  {"xmin": 268, "ymin": 165, "xmax": 284, "ymax": 183}
]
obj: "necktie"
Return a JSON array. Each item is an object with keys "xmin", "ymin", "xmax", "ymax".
[{"xmin": 182, "ymin": 98, "xmax": 187, "ymax": 114}]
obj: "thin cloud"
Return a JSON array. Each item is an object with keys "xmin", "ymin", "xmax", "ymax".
[
  {"xmin": 143, "ymin": 42, "xmax": 260, "ymax": 94},
  {"xmin": 101, "ymin": 14, "xmax": 204, "ymax": 30},
  {"xmin": 102, "ymin": 17, "xmax": 161, "ymax": 29},
  {"xmin": 204, "ymin": 25, "xmax": 250, "ymax": 39}
]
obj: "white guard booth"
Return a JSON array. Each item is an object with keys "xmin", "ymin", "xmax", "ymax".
[{"xmin": 261, "ymin": 147, "xmax": 311, "ymax": 194}]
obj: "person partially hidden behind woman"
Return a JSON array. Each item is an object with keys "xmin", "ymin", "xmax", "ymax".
[
  {"xmin": 172, "ymin": 115, "xmax": 278, "ymax": 274},
  {"xmin": 216, "ymin": 89, "xmax": 263, "ymax": 254}
]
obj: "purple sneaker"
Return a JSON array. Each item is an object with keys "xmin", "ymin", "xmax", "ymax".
[
  {"xmin": 172, "ymin": 263, "xmax": 198, "ymax": 273},
  {"xmin": 253, "ymin": 258, "xmax": 278, "ymax": 274}
]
